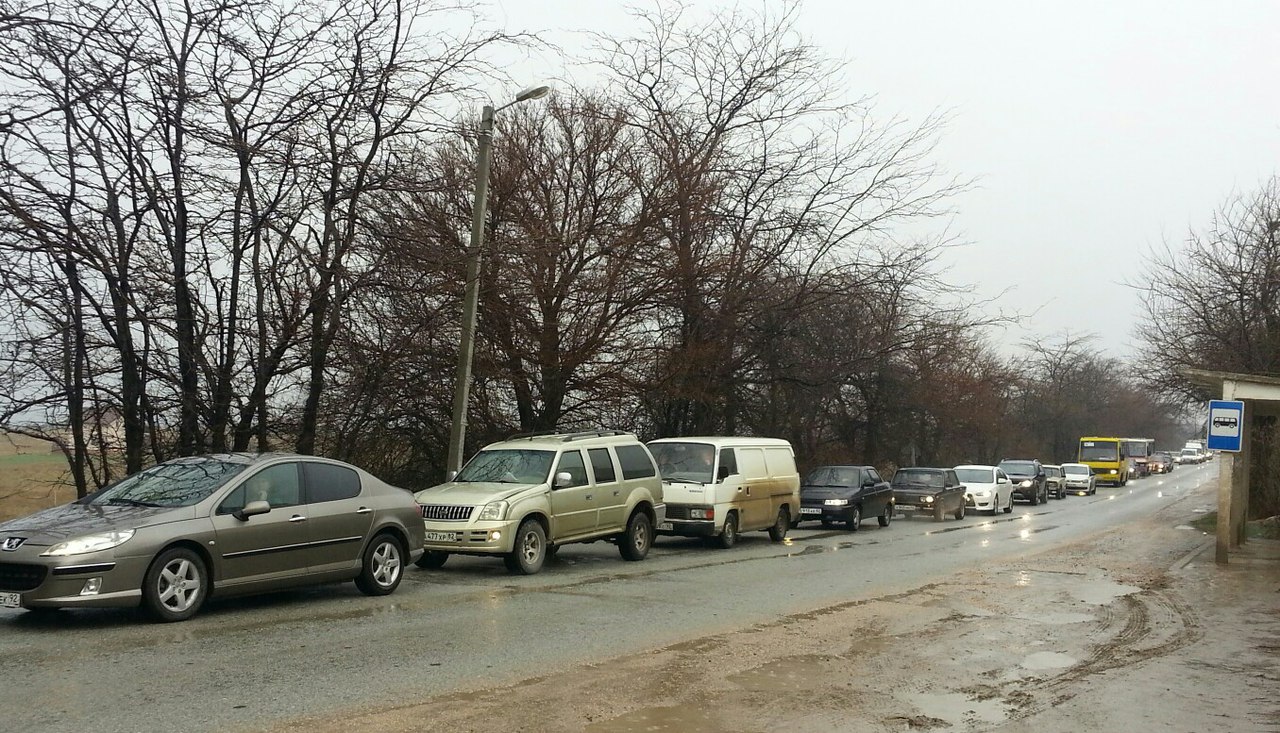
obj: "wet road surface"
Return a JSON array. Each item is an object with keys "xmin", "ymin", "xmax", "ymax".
[{"xmin": 0, "ymin": 463, "xmax": 1218, "ymax": 732}]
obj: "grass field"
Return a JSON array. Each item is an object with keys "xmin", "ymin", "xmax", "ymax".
[{"xmin": 0, "ymin": 433, "xmax": 75, "ymax": 523}]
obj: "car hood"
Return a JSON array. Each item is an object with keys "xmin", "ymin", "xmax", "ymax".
[
  {"xmin": 800, "ymin": 486, "xmax": 857, "ymax": 500},
  {"xmin": 962, "ymin": 482, "xmax": 997, "ymax": 492},
  {"xmin": 1003, "ymin": 472, "xmax": 1036, "ymax": 481},
  {"xmin": 0, "ymin": 502, "xmax": 191, "ymax": 546},
  {"xmin": 892, "ymin": 485, "xmax": 945, "ymax": 498},
  {"xmin": 413, "ymin": 481, "xmax": 544, "ymax": 505}
]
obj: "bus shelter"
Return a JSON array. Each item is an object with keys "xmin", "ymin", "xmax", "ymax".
[{"xmin": 1182, "ymin": 368, "xmax": 1280, "ymax": 564}]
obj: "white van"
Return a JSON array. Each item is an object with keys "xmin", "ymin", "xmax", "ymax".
[{"xmin": 647, "ymin": 437, "xmax": 801, "ymax": 548}]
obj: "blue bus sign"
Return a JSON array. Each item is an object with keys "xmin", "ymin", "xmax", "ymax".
[{"xmin": 1207, "ymin": 400, "xmax": 1244, "ymax": 452}]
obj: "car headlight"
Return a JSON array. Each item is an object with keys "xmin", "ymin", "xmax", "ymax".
[
  {"xmin": 923, "ymin": 496, "xmax": 934, "ymax": 503},
  {"xmin": 1020, "ymin": 480, "xmax": 1032, "ymax": 488},
  {"xmin": 823, "ymin": 499, "xmax": 849, "ymax": 506},
  {"xmin": 476, "ymin": 501, "xmax": 509, "ymax": 521},
  {"xmin": 41, "ymin": 530, "xmax": 135, "ymax": 557}
]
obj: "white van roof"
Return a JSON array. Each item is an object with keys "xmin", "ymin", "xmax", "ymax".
[{"xmin": 648, "ymin": 436, "xmax": 793, "ymax": 449}]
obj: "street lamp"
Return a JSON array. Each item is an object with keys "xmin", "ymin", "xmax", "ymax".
[{"xmin": 445, "ymin": 85, "xmax": 551, "ymax": 477}]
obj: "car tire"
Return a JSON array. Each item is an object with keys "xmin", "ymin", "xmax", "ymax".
[
  {"xmin": 716, "ymin": 511, "xmax": 739, "ymax": 549},
  {"xmin": 845, "ymin": 505, "xmax": 861, "ymax": 532},
  {"xmin": 505, "ymin": 519, "xmax": 547, "ymax": 575},
  {"xmin": 356, "ymin": 533, "xmax": 405, "ymax": 596},
  {"xmin": 933, "ymin": 502, "xmax": 944, "ymax": 522},
  {"xmin": 878, "ymin": 503, "xmax": 892, "ymax": 527},
  {"xmin": 618, "ymin": 511, "xmax": 653, "ymax": 561},
  {"xmin": 415, "ymin": 550, "xmax": 449, "ymax": 569},
  {"xmin": 1028, "ymin": 489, "xmax": 1039, "ymax": 506},
  {"xmin": 142, "ymin": 546, "xmax": 208, "ymax": 623},
  {"xmin": 1003, "ymin": 494, "xmax": 1013, "ymax": 513},
  {"xmin": 768, "ymin": 507, "xmax": 790, "ymax": 542},
  {"xmin": 954, "ymin": 500, "xmax": 965, "ymax": 521}
]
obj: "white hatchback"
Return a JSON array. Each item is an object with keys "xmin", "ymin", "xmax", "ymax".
[{"xmin": 954, "ymin": 465, "xmax": 1014, "ymax": 515}]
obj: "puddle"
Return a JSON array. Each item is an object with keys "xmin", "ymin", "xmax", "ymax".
[
  {"xmin": 902, "ymin": 691, "xmax": 1008, "ymax": 727},
  {"xmin": 1072, "ymin": 580, "xmax": 1141, "ymax": 605},
  {"xmin": 584, "ymin": 705, "xmax": 734, "ymax": 733},
  {"xmin": 727, "ymin": 655, "xmax": 838, "ymax": 692},
  {"xmin": 1021, "ymin": 651, "xmax": 1077, "ymax": 670}
]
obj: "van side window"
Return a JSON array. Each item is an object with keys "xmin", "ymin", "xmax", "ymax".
[
  {"xmin": 616, "ymin": 444, "xmax": 656, "ymax": 480},
  {"xmin": 554, "ymin": 450, "xmax": 588, "ymax": 488},
  {"xmin": 588, "ymin": 448, "xmax": 617, "ymax": 484},
  {"xmin": 717, "ymin": 448, "xmax": 737, "ymax": 480}
]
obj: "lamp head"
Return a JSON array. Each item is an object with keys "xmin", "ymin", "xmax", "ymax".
[{"xmin": 514, "ymin": 85, "xmax": 551, "ymax": 103}]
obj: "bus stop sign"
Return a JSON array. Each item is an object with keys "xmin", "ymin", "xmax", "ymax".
[{"xmin": 1207, "ymin": 400, "xmax": 1244, "ymax": 452}]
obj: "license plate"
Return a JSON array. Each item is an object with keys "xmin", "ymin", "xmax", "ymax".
[
  {"xmin": 424, "ymin": 531, "xmax": 458, "ymax": 543},
  {"xmin": 657, "ymin": 522, "xmax": 673, "ymax": 531},
  {"xmin": 1, "ymin": 591, "xmax": 20, "ymax": 609},
  {"xmin": 800, "ymin": 507, "xmax": 821, "ymax": 515}
]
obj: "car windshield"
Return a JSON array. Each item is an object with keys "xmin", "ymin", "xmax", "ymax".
[
  {"xmin": 1045, "ymin": 467, "xmax": 1062, "ymax": 477},
  {"xmin": 955, "ymin": 468, "xmax": 994, "ymax": 483},
  {"xmin": 649, "ymin": 442, "xmax": 716, "ymax": 484},
  {"xmin": 1063, "ymin": 465, "xmax": 1090, "ymax": 475},
  {"xmin": 455, "ymin": 449, "xmax": 554, "ymax": 484},
  {"xmin": 999, "ymin": 461, "xmax": 1036, "ymax": 474},
  {"xmin": 1079, "ymin": 442, "xmax": 1119, "ymax": 461},
  {"xmin": 893, "ymin": 470, "xmax": 943, "ymax": 487},
  {"xmin": 804, "ymin": 466, "xmax": 860, "ymax": 487},
  {"xmin": 85, "ymin": 457, "xmax": 248, "ymax": 508}
]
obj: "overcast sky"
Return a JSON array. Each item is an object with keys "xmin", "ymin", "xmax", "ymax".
[{"xmin": 491, "ymin": 0, "xmax": 1280, "ymax": 357}]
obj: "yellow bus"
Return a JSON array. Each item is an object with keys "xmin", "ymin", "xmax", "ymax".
[{"xmin": 1078, "ymin": 436, "xmax": 1127, "ymax": 487}]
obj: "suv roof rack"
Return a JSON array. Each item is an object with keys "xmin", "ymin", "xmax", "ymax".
[{"xmin": 504, "ymin": 429, "xmax": 635, "ymax": 442}]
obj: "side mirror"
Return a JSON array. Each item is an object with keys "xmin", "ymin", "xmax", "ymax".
[
  {"xmin": 234, "ymin": 500, "xmax": 271, "ymax": 522},
  {"xmin": 997, "ymin": 477, "xmax": 1008, "ymax": 484},
  {"xmin": 861, "ymin": 480, "xmax": 875, "ymax": 489},
  {"xmin": 446, "ymin": 470, "xmax": 459, "ymax": 481},
  {"xmin": 717, "ymin": 465, "xmax": 731, "ymax": 481},
  {"xmin": 553, "ymin": 471, "xmax": 574, "ymax": 488}
]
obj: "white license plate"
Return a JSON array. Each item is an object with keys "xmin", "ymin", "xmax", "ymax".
[
  {"xmin": 1, "ymin": 591, "xmax": 20, "ymax": 609},
  {"xmin": 800, "ymin": 507, "xmax": 821, "ymax": 515},
  {"xmin": 657, "ymin": 522, "xmax": 673, "ymax": 531},
  {"xmin": 424, "ymin": 531, "xmax": 458, "ymax": 543}
]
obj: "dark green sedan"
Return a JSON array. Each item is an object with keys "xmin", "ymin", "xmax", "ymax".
[{"xmin": 0, "ymin": 454, "xmax": 424, "ymax": 622}]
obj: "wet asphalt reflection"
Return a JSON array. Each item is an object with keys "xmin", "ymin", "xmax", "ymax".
[{"xmin": 0, "ymin": 462, "xmax": 1218, "ymax": 733}]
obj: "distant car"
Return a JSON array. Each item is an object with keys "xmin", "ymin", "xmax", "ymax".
[
  {"xmin": 1178, "ymin": 448, "xmax": 1202, "ymax": 464},
  {"xmin": 1060, "ymin": 463, "xmax": 1097, "ymax": 495},
  {"xmin": 997, "ymin": 459, "xmax": 1049, "ymax": 505},
  {"xmin": 797, "ymin": 465, "xmax": 894, "ymax": 531},
  {"xmin": 1148, "ymin": 452, "xmax": 1174, "ymax": 474},
  {"xmin": 891, "ymin": 468, "xmax": 967, "ymax": 521},
  {"xmin": 0, "ymin": 454, "xmax": 425, "ymax": 622},
  {"xmin": 954, "ymin": 465, "xmax": 1013, "ymax": 515},
  {"xmin": 1043, "ymin": 464, "xmax": 1068, "ymax": 499}
]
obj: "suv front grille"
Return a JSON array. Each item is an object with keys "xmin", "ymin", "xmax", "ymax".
[
  {"xmin": 0, "ymin": 562, "xmax": 47, "ymax": 591},
  {"xmin": 420, "ymin": 504, "xmax": 474, "ymax": 522}
]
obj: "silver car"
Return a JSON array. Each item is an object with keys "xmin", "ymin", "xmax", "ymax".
[{"xmin": 0, "ymin": 453, "xmax": 424, "ymax": 622}]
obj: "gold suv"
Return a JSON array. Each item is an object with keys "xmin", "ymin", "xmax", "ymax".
[{"xmin": 413, "ymin": 431, "xmax": 666, "ymax": 574}]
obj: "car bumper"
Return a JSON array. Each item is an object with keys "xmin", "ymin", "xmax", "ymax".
[
  {"xmin": 655, "ymin": 518, "xmax": 718, "ymax": 537},
  {"xmin": 965, "ymin": 494, "xmax": 997, "ymax": 511},
  {"xmin": 421, "ymin": 518, "xmax": 517, "ymax": 555},
  {"xmin": 1, "ymin": 549, "xmax": 151, "ymax": 610},
  {"xmin": 796, "ymin": 505, "xmax": 855, "ymax": 522},
  {"xmin": 1011, "ymin": 485, "xmax": 1038, "ymax": 499}
]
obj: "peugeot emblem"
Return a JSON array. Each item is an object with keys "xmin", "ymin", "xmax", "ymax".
[{"xmin": 1, "ymin": 537, "xmax": 26, "ymax": 551}]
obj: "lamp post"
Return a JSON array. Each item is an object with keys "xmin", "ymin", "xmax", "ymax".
[{"xmin": 446, "ymin": 85, "xmax": 551, "ymax": 477}]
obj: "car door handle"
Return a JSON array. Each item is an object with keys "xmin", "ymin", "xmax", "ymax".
[
  {"xmin": 613, "ymin": 490, "xmax": 620, "ymax": 496},
  {"xmin": 288, "ymin": 515, "xmax": 308, "ymax": 523},
  {"xmin": 585, "ymin": 494, "xmax": 593, "ymax": 500},
  {"xmin": 356, "ymin": 507, "xmax": 372, "ymax": 515}
]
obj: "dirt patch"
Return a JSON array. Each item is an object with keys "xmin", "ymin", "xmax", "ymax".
[
  {"xmin": 0, "ymin": 452, "xmax": 74, "ymax": 523},
  {"xmin": 264, "ymin": 508, "xmax": 1280, "ymax": 733}
]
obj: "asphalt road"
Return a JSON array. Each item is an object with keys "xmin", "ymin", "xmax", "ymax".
[{"xmin": 0, "ymin": 462, "xmax": 1219, "ymax": 733}]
